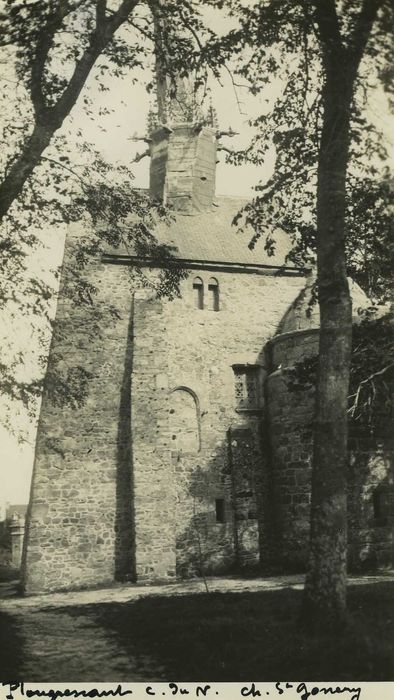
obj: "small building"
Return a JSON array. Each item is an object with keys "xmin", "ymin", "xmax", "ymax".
[{"xmin": 0, "ymin": 504, "xmax": 27, "ymax": 572}]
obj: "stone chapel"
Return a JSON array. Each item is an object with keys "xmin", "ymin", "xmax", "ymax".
[{"xmin": 21, "ymin": 85, "xmax": 394, "ymax": 594}]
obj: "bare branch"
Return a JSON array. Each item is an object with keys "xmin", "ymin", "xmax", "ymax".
[
  {"xmin": 30, "ymin": 2, "xmax": 75, "ymax": 116},
  {"xmin": 128, "ymin": 18, "xmax": 154, "ymax": 43},
  {"xmin": 96, "ymin": 0, "xmax": 108, "ymax": 26},
  {"xmin": 223, "ymin": 63, "xmax": 246, "ymax": 115},
  {"xmin": 348, "ymin": 362, "xmax": 394, "ymax": 416}
]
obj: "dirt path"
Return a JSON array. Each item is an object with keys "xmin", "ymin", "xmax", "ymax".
[
  {"xmin": 3, "ymin": 572, "xmax": 393, "ymax": 610},
  {"xmin": 1, "ymin": 574, "xmax": 393, "ymax": 681}
]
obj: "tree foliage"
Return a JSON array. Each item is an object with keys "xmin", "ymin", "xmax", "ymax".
[
  {"xmin": 225, "ymin": 1, "xmax": 393, "ymax": 303},
  {"xmin": 0, "ymin": 0, "xmax": 232, "ymax": 427},
  {"xmin": 223, "ymin": 0, "xmax": 393, "ymax": 624},
  {"xmin": 0, "ymin": 0, "xmax": 233, "ymax": 220}
]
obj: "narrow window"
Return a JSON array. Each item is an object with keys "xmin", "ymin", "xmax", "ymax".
[
  {"xmin": 193, "ymin": 277, "xmax": 204, "ymax": 310},
  {"xmin": 245, "ymin": 371, "xmax": 257, "ymax": 405},
  {"xmin": 208, "ymin": 277, "xmax": 219, "ymax": 311},
  {"xmin": 234, "ymin": 371, "xmax": 244, "ymax": 404},
  {"xmin": 232, "ymin": 365, "xmax": 261, "ymax": 410},
  {"xmin": 215, "ymin": 498, "xmax": 225, "ymax": 523},
  {"xmin": 373, "ymin": 490, "xmax": 382, "ymax": 519},
  {"xmin": 372, "ymin": 487, "xmax": 388, "ymax": 525}
]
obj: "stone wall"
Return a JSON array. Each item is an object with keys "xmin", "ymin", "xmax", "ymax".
[
  {"xmin": 149, "ymin": 124, "xmax": 217, "ymax": 212},
  {"xmin": 22, "ymin": 224, "xmax": 136, "ymax": 594},
  {"xmin": 23, "ymin": 219, "xmax": 392, "ymax": 594},
  {"xmin": 265, "ymin": 328, "xmax": 317, "ymax": 568},
  {"xmin": 266, "ymin": 326, "xmax": 394, "ymax": 571},
  {"xmin": 130, "ymin": 269, "xmax": 305, "ymax": 581},
  {"xmin": 22, "ymin": 223, "xmax": 306, "ymax": 593},
  {"xmin": 348, "ymin": 433, "xmax": 394, "ymax": 571}
]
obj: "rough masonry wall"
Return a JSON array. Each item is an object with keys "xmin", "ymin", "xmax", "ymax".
[
  {"xmin": 266, "ymin": 330, "xmax": 318, "ymax": 569},
  {"xmin": 22, "ymin": 223, "xmax": 136, "ymax": 594},
  {"xmin": 267, "ymin": 327, "xmax": 394, "ymax": 571},
  {"xmin": 130, "ymin": 270, "xmax": 305, "ymax": 580},
  {"xmin": 150, "ymin": 125, "xmax": 217, "ymax": 213},
  {"xmin": 347, "ymin": 432, "xmax": 394, "ymax": 570},
  {"xmin": 24, "ymin": 224, "xmax": 306, "ymax": 593}
]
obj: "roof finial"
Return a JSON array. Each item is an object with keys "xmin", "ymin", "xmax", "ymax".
[{"xmin": 150, "ymin": 1, "xmax": 215, "ymax": 131}]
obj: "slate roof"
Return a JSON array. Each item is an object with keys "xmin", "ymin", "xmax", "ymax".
[{"xmin": 105, "ymin": 195, "xmax": 297, "ymax": 269}]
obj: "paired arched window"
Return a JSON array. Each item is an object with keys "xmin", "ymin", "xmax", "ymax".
[
  {"xmin": 193, "ymin": 277, "xmax": 204, "ymax": 310},
  {"xmin": 208, "ymin": 278, "xmax": 219, "ymax": 311},
  {"xmin": 192, "ymin": 276, "xmax": 219, "ymax": 311}
]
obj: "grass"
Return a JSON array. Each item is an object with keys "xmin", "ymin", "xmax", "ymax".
[{"xmin": 0, "ymin": 580, "xmax": 393, "ymax": 681}]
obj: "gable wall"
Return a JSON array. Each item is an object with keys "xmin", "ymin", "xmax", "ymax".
[
  {"xmin": 22, "ymin": 223, "xmax": 393, "ymax": 595},
  {"xmin": 22, "ymin": 230, "xmax": 305, "ymax": 592}
]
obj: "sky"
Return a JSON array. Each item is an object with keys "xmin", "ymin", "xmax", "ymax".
[{"xmin": 0, "ymin": 5, "xmax": 393, "ymax": 508}]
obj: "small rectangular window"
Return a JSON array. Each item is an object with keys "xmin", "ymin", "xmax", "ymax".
[
  {"xmin": 372, "ymin": 488, "xmax": 387, "ymax": 525},
  {"xmin": 215, "ymin": 498, "xmax": 225, "ymax": 523},
  {"xmin": 232, "ymin": 365, "xmax": 261, "ymax": 410},
  {"xmin": 373, "ymin": 490, "xmax": 382, "ymax": 519}
]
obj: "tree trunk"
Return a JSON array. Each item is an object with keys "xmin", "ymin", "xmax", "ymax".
[
  {"xmin": 0, "ymin": 0, "xmax": 140, "ymax": 224},
  {"xmin": 302, "ymin": 60, "xmax": 354, "ymax": 626},
  {"xmin": 0, "ymin": 121, "xmax": 58, "ymax": 222}
]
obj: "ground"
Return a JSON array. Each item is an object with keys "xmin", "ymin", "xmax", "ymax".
[{"xmin": 0, "ymin": 574, "xmax": 393, "ymax": 681}]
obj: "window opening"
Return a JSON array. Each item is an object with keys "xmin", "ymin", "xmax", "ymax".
[
  {"xmin": 215, "ymin": 498, "xmax": 225, "ymax": 523},
  {"xmin": 234, "ymin": 372, "xmax": 244, "ymax": 403},
  {"xmin": 193, "ymin": 277, "xmax": 204, "ymax": 310},
  {"xmin": 245, "ymin": 372, "xmax": 257, "ymax": 405},
  {"xmin": 372, "ymin": 489, "xmax": 384, "ymax": 520},
  {"xmin": 208, "ymin": 277, "xmax": 219, "ymax": 311},
  {"xmin": 233, "ymin": 365, "xmax": 261, "ymax": 410}
]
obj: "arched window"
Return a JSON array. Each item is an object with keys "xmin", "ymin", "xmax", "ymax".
[
  {"xmin": 193, "ymin": 277, "xmax": 204, "ymax": 310},
  {"xmin": 208, "ymin": 277, "xmax": 219, "ymax": 311},
  {"xmin": 169, "ymin": 387, "xmax": 201, "ymax": 453}
]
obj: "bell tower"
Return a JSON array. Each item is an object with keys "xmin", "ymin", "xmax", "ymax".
[
  {"xmin": 148, "ymin": 29, "xmax": 217, "ymax": 213},
  {"xmin": 149, "ymin": 119, "xmax": 217, "ymax": 213}
]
